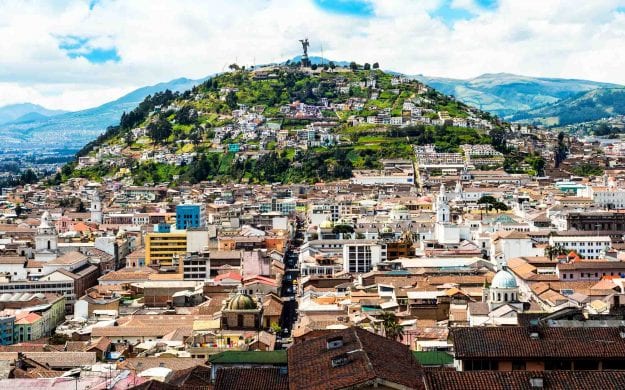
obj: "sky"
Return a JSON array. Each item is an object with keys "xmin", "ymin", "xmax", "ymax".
[{"xmin": 2, "ymin": 0, "xmax": 625, "ymax": 111}]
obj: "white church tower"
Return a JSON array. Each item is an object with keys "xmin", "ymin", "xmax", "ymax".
[
  {"xmin": 436, "ymin": 184, "xmax": 450, "ymax": 223},
  {"xmin": 35, "ymin": 211, "xmax": 58, "ymax": 261},
  {"xmin": 91, "ymin": 191, "xmax": 103, "ymax": 224}
]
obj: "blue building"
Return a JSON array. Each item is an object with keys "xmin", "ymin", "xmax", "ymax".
[
  {"xmin": 0, "ymin": 315, "xmax": 14, "ymax": 345},
  {"xmin": 176, "ymin": 204, "xmax": 206, "ymax": 230}
]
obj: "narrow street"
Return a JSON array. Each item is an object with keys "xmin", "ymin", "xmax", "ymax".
[{"xmin": 278, "ymin": 216, "xmax": 304, "ymax": 348}]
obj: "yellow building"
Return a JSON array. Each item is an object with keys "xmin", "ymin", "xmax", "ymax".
[{"xmin": 145, "ymin": 232, "xmax": 187, "ymax": 267}]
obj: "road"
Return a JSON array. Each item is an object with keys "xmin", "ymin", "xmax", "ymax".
[{"xmin": 278, "ymin": 216, "xmax": 304, "ymax": 347}]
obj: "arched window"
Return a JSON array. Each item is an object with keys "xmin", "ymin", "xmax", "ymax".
[
  {"xmin": 47, "ymin": 240, "xmax": 51, "ymax": 250},
  {"xmin": 504, "ymin": 293, "xmax": 508, "ymax": 301},
  {"xmin": 497, "ymin": 293, "xmax": 501, "ymax": 301}
]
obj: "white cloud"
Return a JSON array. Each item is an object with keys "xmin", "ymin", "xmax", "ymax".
[{"xmin": 1, "ymin": 0, "xmax": 625, "ymax": 110}]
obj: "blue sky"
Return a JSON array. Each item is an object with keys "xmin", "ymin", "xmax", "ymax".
[
  {"xmin": 312, "ymin": 0, "xmax": 374, "ymax": 17},
  {"xmin": 58, "ymin": 35, "xmax": 120, "ymax": 63},
  {"xmin": 313, "ymin": 0, "xmax": 500, "ymax": 26},
  {"xmin": 2, "ymin": 0, "xmax": 625, "ymax": 110}
]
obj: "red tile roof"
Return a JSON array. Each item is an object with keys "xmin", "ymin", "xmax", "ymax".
[
  {"xmin": 287, "ymin": 327, "xmax": 424, "ymax": 390},
  {"xmin": 214, "ymin": 272, "xmax": 242, "ymax": 282},
  {"xmin": 214, "ymin": 367, "xmax": 288, "ymax": 390},
  {"xmin": 452, "ymin": 326, "xmax": 625, "ymax": 359},
  {"xmin": 424, "ymin": 370, "xmax": 625, "ymax": 390}
]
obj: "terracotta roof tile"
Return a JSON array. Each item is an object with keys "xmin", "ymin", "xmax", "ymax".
[
  {"xmin": 452, "ymin": 326, "xmax": 625, "ymax": 359},
  {"xmin": 424, "ymin": 370, "xmax": 625, "ymax": 390},
  {"xmin": 287, "ymin": 327, "xmax": 424, "ymax": 390},
  {"xmin": 214, "ymin": 367, "xmax": 288, "ymax": 390}
]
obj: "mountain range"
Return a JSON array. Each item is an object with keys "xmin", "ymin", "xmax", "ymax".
[
  {"xmin": 2, "ymin": 66, "xmax": 625, "ymax": 153},
  {"xmin": 0, "ymin": 103, "xmax": 67, "ymax": 125},
  {"xmin": 412, "ymin": 73, "xmax": 621, "ymax": 118},
  {"xmin": 0, "ymin": 77, "xmax": 207, "ymax": 151},
  {"xmin": 510, "ymin": 87, "xmax": 625, "ymax": 126}
]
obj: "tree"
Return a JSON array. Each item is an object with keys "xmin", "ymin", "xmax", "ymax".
[
  {"xmin": 14, "ymin": 204, "xmax": 23, "ymax": 217},
  {"xmin": 228, "ymin": 63, "xmax": 240, "ymax": 71},
  {"xmin": 490, "ymin": 128, "xmax": 507, "ymax": 153},
  {"xmin": 477, "ymin": 195, "xmax": 508, "ymax": 212},
  {"xmin": 349, "ymin": 61, "xmax": 358, "ymax": 71},
  {"xmin": 363, "ymin": 62, "xmax": 371, "ymax": 70},
  {"xmin": 328, "ymin": 61, "xmax": 336, "ymax": 70},
  {"xmin": 176, "ymin": 105, "xmax": 198, "ymax": 125},
  {"xmin": 20, "ymin": 169, "xmax": 38, "ymax": 185},
  {"xmin": 48, "ymin": 333, "xmax": 68, "ymax": 345},
  {"xmin": 555, "ymin": 132, "xmax": 568, "ymax": 168},
  {"xmin": 477, "ymin": 195, "xmax": 498, "ymax": 205},
  {"xmin": 379, "ymin": 311, "xmax": 404, "ymax": 341},
  {"xmin": 225, "ymin": 91, "xmax": 238, "ymax": 110},
  {"xmin": 311, "ymin": 64, "xmax": 318, "ymax": 70},
  {"xmin": 525, "ymin": 154, "xmax": 546, "ymax": 176},
  {"xmin": 270, "ymin": 322, "xmax": 282, "ymax": 334},
  {"xmin": 492, "ymin": 201, "xmax": 509, "ymax": 212},
  {"xmin": 147, "ymin": 118, "xmax": 172, "ymax": 143},
  {"xmin": 332, "ymin": 224, "xmax": 354, "ymax": 234},
  {"xmin": 372, "ymin": 62, "xmax": 379, "ymax": 69},
  {"xmin": 545, "ymin": 243, "xmax": 567, "ymax": 261},
  {"xmin": 571, "ymin": 162, "xmax": 604, "ymax": 177}
]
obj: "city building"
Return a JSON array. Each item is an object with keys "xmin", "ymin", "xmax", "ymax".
[
  {"xmin": 176, "ymin": 203, "xmax": 206, "ymax": 230},
  {"xmin": 145, "ymin": 231, "xmax": 187, "ymax": 268}
]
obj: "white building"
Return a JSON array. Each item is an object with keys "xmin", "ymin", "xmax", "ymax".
[
  {"xmin": 578, "ymin": 181, "xmax": 625, "ymax": 210},
  {"xmin": 549, "ymin": 235, "xmax": 612, "ymax": 260},
  {"xmin": 342, "ymin": 241, "xmax": 386, "ymax": 274},
  {"xmin": 35, "ymin": 211, "xmax": 58, "ymax": 262}
]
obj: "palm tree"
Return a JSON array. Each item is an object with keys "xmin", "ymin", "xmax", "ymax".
[{"xmin": 379, "ymin": 311, "xmax": 404, "ymax": 342}]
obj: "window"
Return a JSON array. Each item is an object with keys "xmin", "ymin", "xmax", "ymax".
[
  {"xmin": 575, "ymin": 360, "xmax": 599, "ymax": 370},
  {"xmin": 545, "ymin": 360, "xmax": 572, "ymax": 370},
  {"xmin": 512, "ymin": 360, "xmax": 526, "ymax": 370}
]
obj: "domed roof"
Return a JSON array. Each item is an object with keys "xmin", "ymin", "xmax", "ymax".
[
  {"xmin": 226, "ymin": 293, "xmax": 257, "ymax": 310},
  {"xmin": 393, "ymin": 204, "xmax": 408, "ymax": 211},
  {"xmin": 319, "ymin": 219, "xmax": 334, "ymax": 229},
  {"xmin": 491, "ymin": 269, "xmax": 517, "ymax": 289}
]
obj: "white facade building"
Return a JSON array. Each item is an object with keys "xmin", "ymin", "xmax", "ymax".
[{"xmin": 549, "ymin": 235, "xmax": 612, "ymax": 260}]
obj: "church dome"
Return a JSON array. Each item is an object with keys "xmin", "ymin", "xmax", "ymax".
[
  {"xmin": 380, "ymin": 225, "xmax": 393, "ymax": 234},
  {"xmin": 226, "ymin": 294, "xmax": 257, "ymax": 310},
  {"xmin": 491, "ymin": 269, "xmax": 517, "ymax": 289}
]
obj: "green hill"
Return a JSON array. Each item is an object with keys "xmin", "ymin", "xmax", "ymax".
[{"xmin": 57, "ymin": 65, "xmax": 504, "ymax": 186}]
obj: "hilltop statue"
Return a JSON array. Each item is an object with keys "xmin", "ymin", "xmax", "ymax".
[
  {"xmin": 299, "ymin": 38, "xmax": 311, "ymax": 67},
  {"xmin": 299, "ymin": 38, "xmax": 309, "ymax": 56}
]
